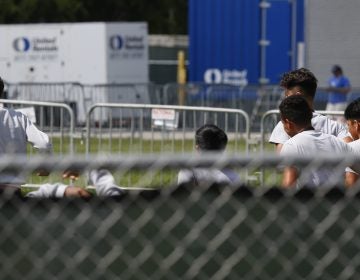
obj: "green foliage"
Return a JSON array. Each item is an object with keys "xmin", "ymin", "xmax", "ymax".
[{"xmin": 0, "ymin": 0, "xmax": 188, "ymax": 34}]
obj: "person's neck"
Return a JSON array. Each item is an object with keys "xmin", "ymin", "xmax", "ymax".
[
  {"xmin": 306, "ymin": 99, "xmax": 314, "ymax": 111},
  {"xmin": 297, "ymin": 125, "xmax": 315, "ymax": 134}
]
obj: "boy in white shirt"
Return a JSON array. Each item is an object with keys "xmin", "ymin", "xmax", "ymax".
[
  {"xmin": 177, "ymin": 124, "xmax": 240, "ymax": 186},
  {"xmin": 269, "ymin": 68, "xmax": 351, "ymax": 153},
  {"xmin": 279, "ymin": 95, "xmax": 354, "ymax": 188},
  {"xmin": 343, "ymin": 98, "xmax": 360, "ymax": 186}
]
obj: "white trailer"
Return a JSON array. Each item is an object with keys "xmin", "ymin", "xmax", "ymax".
[
  {"xmin": 0, "ymin": 22, "xmax": 150, "ymax": 122},
  {"xmin": 0, "ymin": 22, "xmax": 148, "ymax": 84}
]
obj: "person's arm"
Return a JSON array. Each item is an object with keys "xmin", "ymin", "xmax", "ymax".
[
  {"xmin": 343, "ymin": 136, "xmax": 354, "ymax": 143},
  {"xmin": 326, "ymin": 87, "xmax": 351, "ymax": 94},
  {"xmin": 345, "ymin": 171, "xmax": 359, "ymax": 188},
  {"xmin": 177, "ymin": 169, "xmax": 193, "ymax": 185},
  {"xmin": 26, "ymin": 183, "xmax": 91, "ymax": 198},
  {"xmin": 326, "ymin": 77, "xmax": 351, "ymax": 94},
  {"xmin": 88, "ymin": 169, "xmax": 124, "ymax": 197},
  {"xmin": 275, "ymin": 143, "xmax": 283, "ymax": 153},
  {"xmin": 22, "ymin": 113, "xmax": 53, "ymax": 153},
  {"xmin": 269, "ymin": 121, "xmax": 290, "ymax": 154},
  {"xmin": 282, "ymin": 166, "xmax": 298, "ymax": 188}
]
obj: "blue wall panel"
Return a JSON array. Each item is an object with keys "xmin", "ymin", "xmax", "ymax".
[
  {"xmin": 189, "ymin": 0, "xmax": 260, "ymax": 84},
  {"xmin": 266, "ymin": 0, "xmax": 292, "ymax": 83},
  {"xmin": 189, "ymin": 0, "xmax": 305, "ymax": 85}
]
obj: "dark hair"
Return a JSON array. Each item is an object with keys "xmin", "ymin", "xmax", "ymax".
[
  {"xmin": 279, "ymin": 95, "xmax": 312, "ymax": 126},
  {"xmin": 345, "ymin": 98, "xmax": 360, "ymax": 120},
  {"xmin": 280, "ymin": 68, "xmax": 318, "ymax": 99},
  {"xmin": 332, "ymin": 65, "xmax": 343, "ymax": 74},
  {"xmin": 195, "ymin": 124, "xmax": 228, "ymax": 151},
  {"xmin": 0, "ymin": 77, "xmax": 3, "ymax": 94}
]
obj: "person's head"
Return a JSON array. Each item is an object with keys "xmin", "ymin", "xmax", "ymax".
[
  {"xmin": 344, "ymin": 98, "xmax": 360, "ymax": 140},
  {"xmin": 280, "ymin": 68, "xmax": 318, "ymax": 104},
  {"xmin": 279, "ymin": 95, "xmax": 313, "ymax": 137},
  {"xmin": 332, "ymin": 65, "xmax": 343, "ymax": 77},
  {"xmin": 0, "ymin": 77, "xmax": 3, "ymax": 94},
  {"xmin": 195, "ymin": 124, "xmax": 228, "ymax": 152}
]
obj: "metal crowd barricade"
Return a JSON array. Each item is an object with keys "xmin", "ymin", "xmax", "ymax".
[
  {"xmin": 0, "ymin": 99, "xmax": 75, "ymax": 155},
  {"xmin": 80, "ymin": 83, "xmax": 162, "ymax": 124},
  {"xmin": 85, "ymin": 103, "xmax": 250, "ymax": 155},
  {"xmin": 4, "ymin": 82, "xmax": 85, "ymax": 123},
  {"xmin": 4, "ymin": 82, "xmax": 162, "ymax": 125},
  {"xmin": 162, "ymin": 82, "xmax": 247, "ymax": 109},
  {"xmin": 162, "ymin": 82, "xmax": 208, "ymax": 105}
]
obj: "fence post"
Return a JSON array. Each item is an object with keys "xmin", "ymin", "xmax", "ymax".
[{"xmin": 177, "ymin": 51, "xmax": 187, "ymax": 106}]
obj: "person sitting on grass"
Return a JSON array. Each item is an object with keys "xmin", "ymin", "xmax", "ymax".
[
  {"xmin": 279, "ymin": 95, "xmax": 354, "ymax": 189},
  {"xmin": 24, "ymin": 169, "xmax": 125, "ymax": 198},
  {"xmin": 0, "ymin": 76, "xmax": 122, "ymax": 198},
  {"xmin": 177, "ymin": 124, "xmax": 240, "ymax": 186}
]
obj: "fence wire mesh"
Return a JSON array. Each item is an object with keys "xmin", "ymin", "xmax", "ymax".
[{"xmin": 0, "ymin": 154, "xmax": 359, "ymax": 279}]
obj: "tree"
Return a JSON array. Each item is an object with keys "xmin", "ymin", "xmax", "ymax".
[{"xmin": 0, "ymin": 0, "xmax": 188, "ymax": 34}]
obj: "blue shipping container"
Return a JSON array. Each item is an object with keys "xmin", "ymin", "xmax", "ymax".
[{"xmin": 189, "ymin": 0, "xmax": 304, "ymax": 85}]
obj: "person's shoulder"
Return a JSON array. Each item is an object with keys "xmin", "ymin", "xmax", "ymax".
[
  {"xmin": 269, "ymin": 121, "xmax": 289, "ymax": 144},
  {"xmin": 314, "ymin": 113, "xmax": 343, "ymax": 126},
  {"xmin": 0, "ymin": 107, "xmax": 21, "ymax": 118},
  {"xmin": 177, "ymin": 169, "xmax": 193, "ymax": 185},
  {"xmin": 312, "ymin": 112, "xmax": 347, "ymax": 135},
  {"xmin": 280, "ymin": 136, "xmax": 298, "ymax": 155},
  {"xmin": 327, "ymin": 133, "xmax": 353, "ymax": 150},
  {"xmin": 342, "ymin": 76, "xmax": 351, "ymax": 85},
  {"xmin": 2, "ymin": 107, "xmax": 25, "ymax": 117},
  {"xmin": 348, "ymin": 139, "xmax": 360, "ymax": 152},
  {"xmin": 283, "ymin": 131, "xmax": 308, "ymax": 146}
]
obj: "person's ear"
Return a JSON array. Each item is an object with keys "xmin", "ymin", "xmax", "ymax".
[
  {"xmin": 282, "ymin": 118, "xmax": 292, "ymax": 128},
  {"xmin": 355, "ymin": 120, "xmax": 360, "ymax": 133}
]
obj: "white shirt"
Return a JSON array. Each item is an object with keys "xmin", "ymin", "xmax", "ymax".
[
  {"xmin": 346, "ymin": 140, "xmax": 360, "ymax": 174},
  {"xmin": 280, "ymin": 130, "xmax": 354, "ymax": 188},
  {"xmin": 88, "ymin": 169, "xmax": 124, "ymax": 197},
  {"xmin": 269, "ymin": 112, "xmax": 348, "ymax": 145},
  {"xmin": 26, "ymin": 183, "xmax": 68, "ymax": 198},
  {"xmin": 177, "ymin": 168, "xmax": 240, "ymax": 186},
  {"xmin": 0, "ymin": 108, "xmax": 52, "ymax": 184},
  {"xmin": 348, "ymin": 139, "xmax": 360, "ymax": 153}
]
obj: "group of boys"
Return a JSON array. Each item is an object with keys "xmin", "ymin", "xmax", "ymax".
[
  {"xmin": 0, "ymin": 66, "xmax": 359, "ymax": 197},
  {"xmin": 272, "ymin": 68, "xmax": 359, "ymax": 188}
]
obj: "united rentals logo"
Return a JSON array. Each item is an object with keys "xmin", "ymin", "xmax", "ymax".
[
  {"xmin": 110, "ymin": 35, "xmax": 123, "ymax": 50},
  {"xmin": 13, "ymin": 37, "xmax": 31, "ymax": 52},
  {"xmin": 13, "ymin": 37, "xmax": 58, "ymax": 53},
  {"xmin": 13, "ymin": 36, "xmax": 59, "ymax": 62},
  {"xmin": 109, "ymin": 34, "xmax": 145, "ymax": 59}
]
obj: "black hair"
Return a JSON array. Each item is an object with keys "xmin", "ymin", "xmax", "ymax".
[
  {"xmin": 195, "ymin": 124, "xmax": 228, "ymax": 151},
  {"xmin": 0, "ymin": 77, "xmax": 3, "ymax": 94},
  {"xmin": 279, "ymin": 95, "xmax": 312, "ymax": 126},
  {"xmin": 332, "ymin": 65, "xmax": 343, "ymax": 74},
  {"xmin": 280, "ymin": 68, "xmax": 318, "ymax": 99},
  {"xmin": 345, "ymin": 98, "xmax": 360, "ymax": 120}
]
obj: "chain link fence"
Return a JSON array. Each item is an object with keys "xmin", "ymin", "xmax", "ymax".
[{"xmin": 0, "ymin": 154, "xmax": 359, "ymax": 279}]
